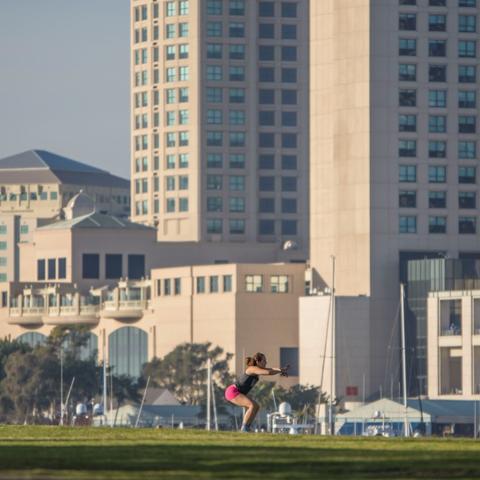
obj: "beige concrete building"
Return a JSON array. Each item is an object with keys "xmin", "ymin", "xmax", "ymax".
[
  {"xmin": 0, "ymin": 192, "xmax": 304, "ymax": 382},
  {"xmin": 0, "ymin": 149, "xmax": 130, "ymax": 283},
  {"xmin": 428, "ymin": 290, "xmax": 480, "ymax": 399},
  {"xmin": 308, "ymin": 0, "xmax": 480, "ymax": 399},
  {"xmin": 130, "ymin": 0, "xmax": 309, "ymax": 259}
]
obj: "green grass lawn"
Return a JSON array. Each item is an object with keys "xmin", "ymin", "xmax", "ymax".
[{"xmin": 0, "ymin": 426, "xmax": 479, "ymax": 479}]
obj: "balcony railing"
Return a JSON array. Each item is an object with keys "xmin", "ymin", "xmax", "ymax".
[{"xmin": 441, "ymin": 328, "xmax": 462, "ymax": 336}]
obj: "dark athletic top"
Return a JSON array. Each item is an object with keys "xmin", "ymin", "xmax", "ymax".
[{"xmin": 235, "ymin": 373, "xmax": 259, "ymax": 395}]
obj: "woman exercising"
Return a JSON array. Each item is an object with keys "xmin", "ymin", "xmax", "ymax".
[{"xmin": 224, "ymin": 352, "xmax": 288, "ymax": 432}]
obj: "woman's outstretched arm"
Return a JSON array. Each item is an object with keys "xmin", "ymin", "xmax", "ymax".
[{"xmin": 246, "ymin": 366, "xmax": 288, "ymax": 376}]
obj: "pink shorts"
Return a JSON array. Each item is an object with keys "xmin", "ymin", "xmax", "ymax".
[{"xmin": 225, "ymin": 384, "xmax": 240, "ymax": 401}]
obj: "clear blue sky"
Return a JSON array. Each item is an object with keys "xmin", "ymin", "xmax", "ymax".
[{"xmin": 0, "ymin": 0, "xmax": 131, "ymax": 178}]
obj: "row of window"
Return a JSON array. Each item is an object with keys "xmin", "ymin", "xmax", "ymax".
[
  {"xmin": 156, "ymin": 274, "xmax": 233, "ymax": 296},
  {"xmin": 206, "ymin": 175, "xmax": 298, "ymax": 192},
  {"xmin": 134, "ymin": 87, "xmax": 299, "ymax": 109},
  {"xmin": 0, "ymin": 191, "xmax": 58, "ymax": 202},
  {"xmin": 400, "ymin": 0, "xmax": 476, "ymax": 7},
  {"xmin": 135, "ymin": 198, "xmax": 189, "ymax": 216},
  {"xmin": 207, "ymin": 153, "xmax": 298, "ymax": 170},
  {"xmin": 81, "ymin": 254, "xmax": 145, "ymax": 280},
  {"xmin": 399, "ymin": 90, "xmax": 477, "ymax": 110},
  {"xmin": 135, "ymin": 87, "xmax": 300, "ymax": 107},
  {"xmin": 136, "ymin": 131, "xmax": 300, "ymax": 152},
  {"xmin": 133, "ymin": 0, "xmax": 299, "ymax": 22},
  {"xmin": 399, "ymin": 215, "xmax": 478, "ymax": 234},
  {"xmin": 399, "ymin": 38, "xmax": 478, "ymax": 58},
  {"xmin": 399, "ymin": 165, "xmax": 477, "ymax": 183},
  {"xmin": 399, "ymin": 141, "xmax": 477, "ymax": 159},
  {"xmin": 399, "ymin": 13, "xmax": 477, "ymax": 32},
  {"xmin": 206, "ymin": 219, "xmax": 298, "ymax": 235},
  {"xmin": 397, "ymin": 115, "xmax": 478, "ymax": 133},
  {"xmin": 207, "ymin": 197, "xmax": 298, "ymax": 214},
  {"xmin": 399, "ymin": 63, "xmax": 477, "ymax": 82},
  {"xmin": 399, "ymin": 190, "xmax": 478, "ymax": 208},
  {"xmin": 207, "ymin": 1, "xmax": 298, "ymax": 18},
  {"xmin": 37, "ymin": 258, "xmax": 67, "ymax": 281}
]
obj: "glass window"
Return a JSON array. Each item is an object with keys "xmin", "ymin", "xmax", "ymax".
[
  {"xmin": 399, "ymin": 190, "xmax": 417, "ymax": 208},
  {"xmin": 174, "ymin": 278, "xmax": 181, "ymax": 295},
  {"xmin": 127, "ymin": 254, "xmax": 145, "ymax": 280},
  {"xmin": 229, "ymin": 219, "xmax": 245, "ymax": 235},
  {"xmin": 429, "ymin": 39, "xmax": 447, "ymax": 57},
  {"xmin": 259, "ymin": 219, "xmax": 275, "ymax": 235},
  {"xmin": 459, "ymin": 141, "xmax": 476, "ymax": 159},
  {"xmin": 459, "ymin": 90, "xmax": 476, "ymax": 108},
  {"xmin": 207, "ymin": 21, "xmax": 222, "ymax": 37},
  {"xmin": 429, "ymin": 115, "xmax": 447, "ymax": 133},
  {"xmin": 281, "ymin": 89, "xmax": 297, "ymax": 105},
  {"xmin": 207, "ymin": 153, "xmax": 223, "ymax": 168},
  {"xmin": 429, "ymin": 65, "xmax": 447, "ymax": 82},
  {"xmin": 245, "ymin": 275, "xmax": 263, "ymax": 292},
  {"xmin": 399, "ymin": 89, "xmax": 416, "ymax": 106},
  {"xmin": 280, "ymin": 347, "xmax": 299, "ymax": 376},
  {"xmin": 82, "ymin": 254, "xmax": 100, "ymax": 279},
  {"xmin": 259, "ymin": 154, "xmax": 275, "ymax": 169},
  {"xmin": 37, "ymin": 259, "xmax": 45, "ymax": 281},
  {"xmin": 196, "ymin": 277, "xmax": 205, "ymax": 293},
  {"xmin": 259, "ymin": 110, "xmax": 275, "ymax": 126},
  {"xmin": 429, "ymin": 14, "xmax": 446, "ymax": 32},
  {"xmin": 399, "ymin": 139, "xmax": 417, "ymax": 157},
  {"xmin": 459, "ymin": 65, "xmax": 476, "ymax": 83},
  {"xmin": 207, "ymin": 0, "xmax": 222, "ymax": 15},
  {"xmin": 259, "ymin": 198, "xmax": 275, "ymax": 213},
  {"xmin": 459, "ymin": 191, "xmax": 476, "ymax": 209},
  {"xmin": 399, "ymin": 216, "xmax": 417, "ymax": 233},
  {"xmin": 259, "ymin": 23, "xmax": 275, "ymax": 39},
  {"xmin": 429, "ymin": 140, "xmax": 447, "ymax": 158},
  {"xmin": 281, "ymin": 220, "xmax": 297, "ymax": 235},
  {"xmin": 459, "ymin": 14, "xmax": 476, "ymax": 32},
  {"xmin": 259, "ymin": 1, "xmax": 275, "ymax": 16},
  {"xmin": 179, "ymin": 23, "xmax": 189, "ymax": 37},
  {"xmin": 459, "ymin": 216, "xmax": 476, "ymax": 234},
  {"xmin": 459, "ymin": 115, "xmax": 476, "ymax": 133},
  {"xmin": 210, "ymin": 275, "xmax": 219, "ymax": 292},
  {"xmin": 229, "ymin": 88, "xmax": 245, "ymax": 103},
  {"xmin": 399, "ymin": 13, "xmax": 417, "ymax": 30},
  {"xmin": 429, "ymin": 89, "xmax": 447, "ymax": 107},
  {"xmin": 207, "ymin": 197, "xmax": 223, "ymax": 212},
  {"xmin": 259, "ymin": 89, "xmax": 275, "ymax": 104},
  {"xmin": 459, "ymin": 40, "xmax": 476, "ymax": 58},
  {"xmin": 229, "ymin": 175, "xmax": 245, "ymax": 191},
  {"xmin": 207, "ymin": 219, "xmax": 223, "ymax": 234},
  {"xmin": 399, "ymin": 64, "xmax": 417, "ymax": 81},
  {"xmin": 429, "ymin": 216, "xmax": 447, "ymax": 234},
  {"xmin": 166, "ymin": 198, "xmax": 175, "ymax": 212},
  {"xmin": 459, "ymin": 166, "xmax": 476, "ymax": 183},
  {"xmin": 399, "ymin": 165, "xmax": 417, "ymax": 182},
  {"xmin": 399, "ymin": 114, "xmax": 417, "ymax": 132},
  {"xmin": 259, "ymin": 45, "xmax": 275, "ymax": 61},
  {"xmin": 281, "ymin": 2, "xmax": 297, "ymax": 17},
  {"xmin": 259, "ymin": 176, "xmax": 275, "ymax": 191},
  {"xmin": 281, "ymin": 198, "xmax": 297, "ymax": 213},
  {"xmin": 207, "ymin": 65, "xmax": 222, "ymax": 81},
  {"xmin": 281, "ymin": 46, "xmax": 297, "ymax": 61},
  {"xmin": 223, "ymin": 275, "xmax": 232, "ymax": 292},
  {"xmin": 229, "ymin": 44, "xmax": 245, "ymax": 59},
  {"xmin": 207, "ymin": 109, "xmax": 223, "ymax": 124},
  {"xmin": 259, "ymin": 67, "xmax": 275, "ymax": 82},
  {"xmin": 429, "ymin": 191, "xmax": 447, "ymax": 208},
  {"xmin": 229, "ymin": 66, "xmax": 245, "ymax": 81},
  {"xmin": 229, "ymin": 22, "xmax": 245, "ymax": 37},
  {"xmin": 259, "ymin": 132, "xmax": 275, "ymax": 147},
  {"xmin": 282, "ymin": 67, "xmax": 297, "ymax": 83},
  {"xmin": 271, "ymin": 275, "xmax": 289, "ymax": 293},
  {"xmin": 207, "ymin": 175, "xmax": 223, "ymax": 190},
  {"xmin": 106, "ymin": 254, "xmax": 122, "ymax": 279},
  {"xmin": 229, "ymin": 110, "xmax": 245, "ymax": 125},
  {"xmin": 281, "ymin": 176, "xmax": 297, "ymax": 192},
  {"xmin": 399, "ymin": 38, "xmax": 417, "ymax": 56},
  {"xmin": 429, "ymin": 166, "xmax": 447, "ymax": 183},
  {"xmin": 229, "ymin": 197, "xmax": 245, "ymax": 213},
  {"xmin": 229, "ymin": 153, "xmax": 245, "ymax": 168},
  {"xmin": 207, "ymin": 43, "xmax": 223, "ymax": 59},
  {"xmin": 206, "ymin": 87, "xmax": 223, "ymax": 103}
]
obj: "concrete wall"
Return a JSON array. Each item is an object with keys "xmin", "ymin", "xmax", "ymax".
[{"xmin": 300, "ymin": 295, "xmax": 370, "ymax": 402}]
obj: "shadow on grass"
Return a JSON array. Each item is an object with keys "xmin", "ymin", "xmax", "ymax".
[{"xmin": 0, "ymin": 443, "xmax": 479, "ymax": 479}]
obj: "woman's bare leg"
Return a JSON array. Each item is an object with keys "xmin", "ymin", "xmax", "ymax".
[{"xmin": 229, "ymin": 393, "xmax": 259, "ymax": 427}]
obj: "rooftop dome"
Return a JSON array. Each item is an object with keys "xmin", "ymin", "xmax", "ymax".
[{"xmin": 64, "ymin": 190, "xmax": 95, "ymax": 220}]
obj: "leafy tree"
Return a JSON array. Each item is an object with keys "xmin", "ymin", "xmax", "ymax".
[
  {"xmin": 0, "ymin": 339, "xmax": 31, "ymax": 382},
  {"xmin": 143, "ymin": 342, "xmax": 233, "ymax": 405},
  {"xmin": 1, "ymin": 346, "xmax": 59, "ymax": 423}
]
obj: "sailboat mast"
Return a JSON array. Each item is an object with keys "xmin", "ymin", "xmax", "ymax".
[
  {"xmin": 329, "ymin": 255, "xmax": 336, "ymax": 435},
  {"xmin": 400, "ymin": 283, "xmax": 409, "ymax": 437}
]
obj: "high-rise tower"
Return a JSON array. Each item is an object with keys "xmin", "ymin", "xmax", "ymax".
[
  {"xmin": 131, "ymin": 0, "xmax": 309, "ymax": 258},
  {"xmin": 309, "ymin": 0, "xmax": 480, "ymax": 395}
]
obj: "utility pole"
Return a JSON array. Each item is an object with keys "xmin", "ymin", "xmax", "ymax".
[
  {"xmin": 103, "ymin": 331, "xmax": 107, "ymax": 424},
  {"xmin": 206, "ymin": 358, "xmax": 211, "ymax": 431},
  {"xmin": 59, "ymin": 347, "xmax": 64, "ymax": 426}
]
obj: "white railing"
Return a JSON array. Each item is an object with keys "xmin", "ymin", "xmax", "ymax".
[
  {"xmin": 9, "ymin": 306, "xmax": 45, "ymax": 316},
  {"xmin": 103, "ymin": 300, "xmax": 146, "ymax": 310},
  {"xmin": 441, "ymin": 329, "xmax": 461, "ymax": 336}
]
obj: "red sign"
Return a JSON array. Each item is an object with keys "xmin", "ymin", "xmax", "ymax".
[{"xmin": 345, "ymin": 386, "xmax": 358, "ymax": 396}]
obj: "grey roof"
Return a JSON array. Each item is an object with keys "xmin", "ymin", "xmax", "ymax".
[
  {"xmin": 37, "ymin": 211, "xmax": 155, "ymax": 231},
  {"xmin": 0, "ymin": 150, "xmax": 129, "ymax": 189}
]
